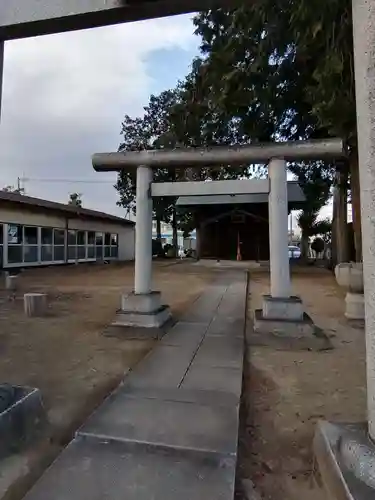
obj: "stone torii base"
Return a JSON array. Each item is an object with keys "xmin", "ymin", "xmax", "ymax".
[{"xmin": 113, "ymin": 291, "xmax": 171, "ymax": 328}]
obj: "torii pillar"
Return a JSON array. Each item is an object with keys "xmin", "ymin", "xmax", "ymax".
[
  {"xmin": 254, "ymin": 157, "xmax": 310, "ymax": 334},
  {"xmin": 113, "ymin": 165, "xmax": 171, "ymax": 328}
]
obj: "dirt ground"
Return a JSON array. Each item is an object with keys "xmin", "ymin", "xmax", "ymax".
[
  {"xmin": 238, "ymin": 267, "xmax": 366, "ymax": 500},
  {"xmin": 0, "ymin": 260, "xmax": 214, "ymax": 499}
]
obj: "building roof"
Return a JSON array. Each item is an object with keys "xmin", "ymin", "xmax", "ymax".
[
  {"xmin": 0, "ymin": 191, "xmax": 134, "ymax": 226},
  {"xmin": 176, "ymin": 181, "xmax": 305, "ymax": 207}
]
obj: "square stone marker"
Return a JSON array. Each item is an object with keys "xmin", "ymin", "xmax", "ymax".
[
  {"xmin": 206, "ymin": 315, "xmax": 244, "ymax": 338},
  {"xmin": 24, "ymin": 439, "xmax": 236, "ymax": 500},
  {"xmin": 79, "ymin": 393, "xmax": 238, "ymax": 457},
  {"xmin": 182, "ymin": 364, "xmax": 243, "ymax": 399},
  {"xmin": 160, "ymin": 322, "xmax": 207, "ymax": 347},
  {"xmin": 125, "ymin": 345, "xmax": 195, "ymax": 389},
  {"xmin": 192, "ymin": 336, "xmax": 244, "ymax": 369}
]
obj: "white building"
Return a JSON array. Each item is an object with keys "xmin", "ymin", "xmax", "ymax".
[{"xmin": 0, "ymin": 192, "xmax": 135, "ymax": 269}]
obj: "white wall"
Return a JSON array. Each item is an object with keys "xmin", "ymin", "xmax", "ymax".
[
  {"xmin": 118, "ymin": 227, "xmax": 135, "ymax": 261},
  {"xmin": 0, "ymin": 206, "xmax": 65, "ymax": 228}
]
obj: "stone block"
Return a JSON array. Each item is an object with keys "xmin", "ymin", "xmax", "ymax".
[
  {"xmin": 160, "ymin": 322, "xmax": 207, "ymax": 347},
  {"xmin": 253, "ymin": 309, "xmax": 315, "ymax": 337},
  {"xmin": 121, "ymin": 291, "xmax": 162, "ymax": 314},
  {"xmin": 124, "ymin": 345, "xmax": 194, "ymax": 389},
  {"xmin": 23, "ymin": 438, "xmax": 236, "ymax": 500},
  {"xmin": 262, "ymin": 295, "xmax": 304, "ymax": 321},
  {"xmin": 345, "ymin": 292, "xmax": 365, "ymax": 320},
  {"xmin": 24, "ymin": 293, "xmax": 47, "ymax": 317},
  {"xmin": 314, "ymin": 420, "xmax": 375, "ymax": 500},
  {"xmin": 192, "ymin": 336, "xmax": 244, "ymax": 370},
  {"xmin": 113, "ymin": 305, "xmax": 171, "ymax": 328},
  {"xmin": 206, "ymin": 316, "xmax": 244, "ymax": 338},
  {"xmin": 114, "ymin": 291, "xmax": 171, "ymax": 328},
  {"xmin": 181, "ymin": 364, "xmax": 243, "ymax": 399},
  {"xmin": 79, "ymin": 393, "xmax": 239, "ymax": 458}
]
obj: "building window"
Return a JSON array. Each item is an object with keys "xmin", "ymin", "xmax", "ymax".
[
  {"xmin": 87, "ymin": 231, "xmax": 95, "ymax": 260},
  {"xmin": 77, "ymin": 231, "xmax": 86, "ymax": 260},
  {"xmin": 41, "ymin": 228, "xmax": 53, "ymax": 245},
  {"xmin": 68, "ymin": 230, "xmax": 76, "ymax": 246},
  {"xmin": 23, "ymin": 226, "xmax": 38, "ymax": 263},
  {"xmin": 7, "ymin": 224, "xmax": 23, "ymax": 264},
  {"xmin": 95, "ymin": 232, "xmax": 103, "ymax": 260},
  {"xmin": 41, "ymin": 227, "xmax": 53, "ymax": 262},
  {"xmin": 24, "ymin": 226, "xmax": 38, "ymax": 245},
  {"xmin": 53, "ymin": 229, "xmax": 65, "ymax": 261},
  {"xmin": 8, "ymin": 245, "xmax": 22, "ymax": 264},
  {"xmin": 8, "ymin": 224, "xmax": 22, "ymax": 244},
  {"xmin": 110, "ymin": 234, "xmax": 118, "ymax": 259},
  {"xmin": 104, "ymin": 233, "xmax": 111, "ymax": 259},
  {"xmin": 24, "ymin": 245, "xmax": 38, "ymax": 263},
  {"xmin": 68, "ymin": 230, "xmax": 77, "ymax": 260}
]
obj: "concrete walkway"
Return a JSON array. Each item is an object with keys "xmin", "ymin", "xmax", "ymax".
[{"xmin": 23, "ymin": 271, "xmax": 248, "ymax": 500}]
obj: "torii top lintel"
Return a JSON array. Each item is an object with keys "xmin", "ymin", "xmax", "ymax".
[
  {"xmin": 0, "ymin": 0, "xmax": 238, "ymax": 40},
  {"xmin": 92, "ymin": 138, "xmax": 347, "ymax": 172}
]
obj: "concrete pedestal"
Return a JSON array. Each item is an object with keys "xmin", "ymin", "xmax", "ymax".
[
  {"xmin": 345, "ymin": 292, "xmax": 365, "ymax": 321},
  {"xmin": 262, "ymin": 295, "xmax": 304, "ymax": 321},
  {"xmin": 314, "ymin": 421, "xmax": 375, "ymax": 499},
  {"xmin": 112, "ymin": 292, "xmax": 171, "ymax": 328},
  {"xmin": 254, "ymin": 295, "xmax": 314, "ymax": 336}
]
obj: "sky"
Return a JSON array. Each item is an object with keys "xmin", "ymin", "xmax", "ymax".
[
  {"xmin": 0, "ymin": 15, "xmax": 337, "ymax": 226},
  {"xmin": 0, "ymin": 14, "xmax": 199, "ymax": 216}
]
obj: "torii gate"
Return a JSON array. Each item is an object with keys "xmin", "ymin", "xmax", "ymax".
[
  {"xmin": 1, "ymin": 1, "xmax": 375, "ymax": 497},
  {"xmin": 92, "ymin": 140, "xmax": 345, "ymax": 332}
]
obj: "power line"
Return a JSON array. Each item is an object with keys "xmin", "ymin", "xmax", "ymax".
[{"xmin": 21, "ymin": 177, "xmax": 116, "ymax": 184}]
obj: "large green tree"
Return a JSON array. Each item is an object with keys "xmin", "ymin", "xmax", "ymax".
[
  {"xmin": 115, "ymin": 71, "xmax": 267, "ymax": 251},
  {"xmin": 191, "ymin": 0, "xmax": 359, "ymax": 259},
  {"xmin": 115, "ymin": 90, "xmax": 179, "ymax": 247}
]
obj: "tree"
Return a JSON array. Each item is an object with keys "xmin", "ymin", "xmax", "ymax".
[
  {"xmin": 311, "ymin": 237, "xmax": 325, "ymax": 256},
  {"xmin": 289, "ymin": 161, "xmax": 333, "ymax": 258},
  {"xmin": 68, "ymin": 193, "xmax": 82, "ymax": 207},
  {"xmin": 2, "ymin": 185, "xmax": 24, "ymax": 194},
  {"xmin": 115, "ymin": 90, "xmax": 181, "ymax": 253},
  {"xmin": 115, "ymin": 79, "xmax": 266, "ymax": 255},
  {"xmin": 192, "ymin": 0, "xmax": 360, "ymax": 260}
]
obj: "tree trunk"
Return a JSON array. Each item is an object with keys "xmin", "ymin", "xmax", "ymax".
[
  {"xmin": 334, "ymin": 169, "xmax": 349, "ymax": 264},
  {"xmin": 301, "ymin": 232, "xmax": 309, "ymax": 260},
  {"xmin": 172, "ymin": 206, "xmax": 178, "ymax": 257},
  {"xmin": 331, "ymin": 194, "xmax": 337, "ymax": 269},
  {"xmin": 156, "ymin": 217, "xmax": 162, "ymax": 242},
  {"xmin": 349, "ymin": 149, "xmax": 362, "ymax": 262}
]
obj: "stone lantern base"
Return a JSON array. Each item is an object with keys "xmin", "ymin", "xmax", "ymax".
[
  {"xmin": 345, "ymin": 292, "xmax": 365, "ymax": 320},
  {"xmin": 314, "ymin": 420, "xmax": 375, "ymax": 499},
  {"xmin": 335, "ymin": 263, "xmax": 364, "ymax": 321}
]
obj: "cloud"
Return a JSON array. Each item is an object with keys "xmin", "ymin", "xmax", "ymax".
[{"xmin": 0, "ymin": 14, "xmax": 198, "ymax": 215}]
